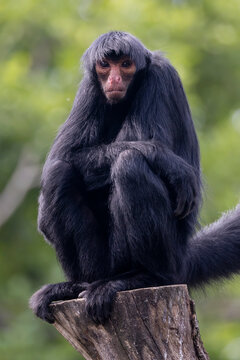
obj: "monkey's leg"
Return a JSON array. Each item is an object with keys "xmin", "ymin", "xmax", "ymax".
[
  {"xmin": 79, "ymin": 149, "xmax": 189, "ymax": 324},
  {"xmin": 39, "ymin": 159, "xmax": 113, "ymax": 281},
  {"xmin": 33, "ymin": 160, "xmax": 112, "ymax": 323},
  {"xmin": 109, "ymin": 149, "xmax": 184, "ymax": 278}
]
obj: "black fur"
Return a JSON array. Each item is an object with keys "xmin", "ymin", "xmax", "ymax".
[{"xmin": 30, "ymin": 31, "xmax": 240, "ymax": 324}]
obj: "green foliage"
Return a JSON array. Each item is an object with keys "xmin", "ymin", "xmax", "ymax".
[{"xmin": 0, "ymin": 0, "xmax": 240, "ymax": 359}]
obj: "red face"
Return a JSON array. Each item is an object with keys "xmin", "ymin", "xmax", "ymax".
[{"xmin": 95, "ymin": 56, "xmax": 136, "ymax": 104}]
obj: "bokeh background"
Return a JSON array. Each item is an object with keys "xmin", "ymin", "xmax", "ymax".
[{"xmin": 0, "ymin": 0, "xmax": 240, "ymax": 359}]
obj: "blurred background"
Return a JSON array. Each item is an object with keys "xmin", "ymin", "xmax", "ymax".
[{"xmin": 0, "ymin": 0, "xmax": 240, "ymax": 359}]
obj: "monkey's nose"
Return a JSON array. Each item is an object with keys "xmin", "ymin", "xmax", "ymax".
[{"xmin": 109, "ymin": 75, "xmax": 121, "ymax": 84}]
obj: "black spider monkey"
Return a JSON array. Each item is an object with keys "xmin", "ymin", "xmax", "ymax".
[{"xmin": 30, "ymin": 31, "xmax": 240, "ymax": 324}]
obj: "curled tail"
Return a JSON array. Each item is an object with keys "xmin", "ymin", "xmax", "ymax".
[{"xmin": 185, "ymin": 204, "xmax": 240, "ymax": 286}]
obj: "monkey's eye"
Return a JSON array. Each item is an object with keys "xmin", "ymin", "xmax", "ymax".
[
  {"xmin": 99, "ymin": 60, "xmax": 110, "ymax": 68},
  {"xmin": 121, "ymin": 60, "xmax": 132, "ymax": 68}
]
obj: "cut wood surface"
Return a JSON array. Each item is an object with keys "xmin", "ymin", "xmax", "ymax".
[{"xmin": 50, "ymin": 285, "xmax": 209, "ymax": 360}]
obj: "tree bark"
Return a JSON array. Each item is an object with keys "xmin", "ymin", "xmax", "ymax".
[{"xmin": 50, "ymin": 285, "xmax": 209, "ymax": 360}]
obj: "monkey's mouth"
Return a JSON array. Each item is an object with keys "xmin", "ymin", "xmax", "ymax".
[
  {"xmin": 106, "ymin": 89, "xmax": 125, "ymax": 94},
  {"xmin": 106, "ymin": 89, "xmax": 125, "ymax": 98},
  {"xmin": 105, "ymin": 89, "xmax": 126, "ymax": 103}
]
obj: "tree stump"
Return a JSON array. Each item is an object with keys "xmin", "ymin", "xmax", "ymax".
[{"xmin": 50, "ymin": 285, "xmax": 209, "ymax": 360}]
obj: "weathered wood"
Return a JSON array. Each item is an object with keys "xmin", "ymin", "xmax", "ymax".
[{"xmin": 50, "ymin": 285, "xmax": 209, "ymax": 360}]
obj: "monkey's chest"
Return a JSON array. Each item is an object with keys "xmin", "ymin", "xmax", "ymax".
[
  {"xmin": 87, "ymin": 185, "xmax": 111, "ymax": 237},
  {"xmin": 101, "ymin": 114, "xmax": 125, "ymax": 144}
]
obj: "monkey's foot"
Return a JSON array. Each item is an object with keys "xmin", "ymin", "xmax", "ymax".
[
  {"xmin": 78, "ymin": 280, "xmax": 122, "ymax": 324},
  {"xmin": 29, "ymin": 282, "xmax": 84, "ymax": 323}
]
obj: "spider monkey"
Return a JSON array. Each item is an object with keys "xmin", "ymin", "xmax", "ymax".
[{"xmin": 30, "ymin": 31, "xmax": 240, "ymax": 324}]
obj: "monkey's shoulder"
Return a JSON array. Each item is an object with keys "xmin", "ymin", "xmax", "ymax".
[{"xmin": 149, "ymin": 51, "xmax": 180, "ymax": 80}]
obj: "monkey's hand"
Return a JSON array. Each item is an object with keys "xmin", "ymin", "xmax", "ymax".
[
  {"xmin": 29, "ymin": 282, "xmax": 84, "ymax": 323},
  {"xmin": 78, "ymin": 280, "xmax": 121, "ymax": 324},
  {"xmin": 169, "ymin": 164, "xmax": 198, "ymax": 219}
]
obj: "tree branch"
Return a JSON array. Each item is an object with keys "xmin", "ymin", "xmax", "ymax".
[
  {"xmin": 50, "ymin": 285, "xmax": 209, "ymax": 360},
  {"xmin": 0, "ymin": 148, "xmax": 41, "ymax": 227}
]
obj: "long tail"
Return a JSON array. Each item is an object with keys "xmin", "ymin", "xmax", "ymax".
[{"xmin": 185, "ymin": 204, "xmax": 240, "ymax": 286}]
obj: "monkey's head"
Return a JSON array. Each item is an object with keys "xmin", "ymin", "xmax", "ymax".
[
  {"xmin": 95, "ymin": 55, "xmax": 136, "ymax": 104},
  {"xmin": 82, "ymin": 31, "xmax": 152, "ymax": 104}
]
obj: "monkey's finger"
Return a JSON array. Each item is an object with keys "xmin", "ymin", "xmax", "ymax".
[
  {"xmin": 178, "ymin": 197, "xmax": 196, "ymax": 219},
  {"xmin": 88, "ymin": 299, "xmax": 102, "ymax": 324},
  {"xmin": 44, "ymin": 312, "xmax": 55, "ymax": 324},
  {"xmin": 175, "ymin": 201, "xmax": 190, "ymax": 219},
  {"xmin": 39, "ymin": 302, "xmax": 55, "ymax": 323},
  {"xmin": 89, "ymin": 305, "xmax": 99, "ymax": 324},
  {"xmin": 78, "ymin": 290, "xmax": 88, "ymax": 298},
  {"xmin": 101, "ymin": 297, "xmax": 112, "ymax": 324},
  {"xmin": 174, "ymin": 196, "xmax": 186, "ymax": 217},
  {"xmin": 178, "ymin": 204, "xmax": 192, "ymax": 219}
]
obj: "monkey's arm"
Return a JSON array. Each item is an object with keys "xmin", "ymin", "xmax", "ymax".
[
  {"xmin": 71, "ymin": 140, "xmax": 199, "ymax": 219},
  {"xmin": 127, "ymin": 141, "xmax": 199, "ymax": 218},
  {"xmin": 69, "ymin": 142, "xmax": 138, "ymax": 190}
]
